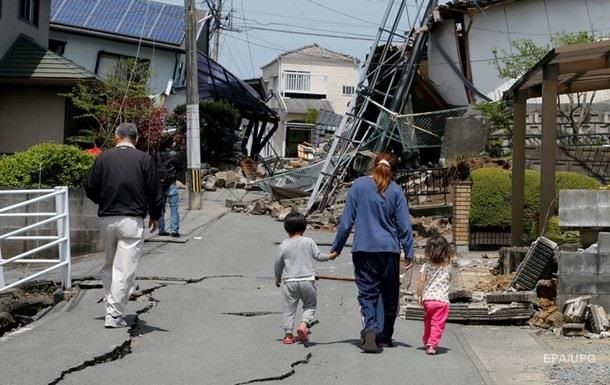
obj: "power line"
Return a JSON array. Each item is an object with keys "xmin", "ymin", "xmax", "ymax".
[
  {"xmin": 244, "ymin": 9, "xmax": 372, "ymax": 28},
  {"xmin": 234, "ymin": 16, "xmax": 379, "ymax": 38},
  {"xmin": 239, "ymin": 0, "xmax": 256, "ymax": 77},
  {"xmin": 304, "ymin": 0, "xmax": 379, "ymax": 26},
  {"xmin": 236, "ymin": 25, "xmax": 377, "ymax": 41}
]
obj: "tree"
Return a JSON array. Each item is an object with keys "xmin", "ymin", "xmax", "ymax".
[
  {"xmin": 475, "ymin": 100, "xmax": 513, "ymax": 157},
  {"xmin": 492, "ymin": 32, "xmax": 603, "ymax": 140},
  {"xmin": 62, "ymin": 59, "xmax": 166, "ymax": 153},
  {"xmin": 169, "ymin": 100, "xmax": 240, "ymax": 163}
]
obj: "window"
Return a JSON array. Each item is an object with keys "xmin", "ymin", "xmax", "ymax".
[
  {"xmin": 49, "ymin": 40, "xmax": 66, "ymax": 56},
  {"xmin": 284, "ymin": 71, "xmax": 311, "ymax": 92},
  {"xmin": 342, "ymin": 85, "xmax": 355, "ymax": 96},
  {"xmin": 96, "ymin": 52, "xmax": 150, "ymax": 81},
  {"xmin": 19, "ymin": 0, "xmax": 39, "ymax": 27}
]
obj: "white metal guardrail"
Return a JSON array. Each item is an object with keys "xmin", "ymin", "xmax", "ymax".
[{"xmin": 0, "ymin": 187, "xmax": 71, "ymax": 293}]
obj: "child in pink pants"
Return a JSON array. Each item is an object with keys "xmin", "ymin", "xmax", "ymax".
[{"xmin": 417, "ymin": 235, "xmax": 452, "ymax": 355}]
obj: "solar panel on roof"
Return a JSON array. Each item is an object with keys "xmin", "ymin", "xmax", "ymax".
[
  {"xmin": 85, "ymin": 0, "xmax": 124, "ymax": 31},
  {"xmin": 149, "ymin": 9, "xmax": 184, "ymax": 44},
  {"xmin": 50, "ymin": 0, "xmax": 185, "ymax": 46},
  {"xmin": 51, "ymin": 0, "xmax": 97, "ymax": 27},
  {"xmin": 115, "ymin": 0, "xmax": 153, "ymax": 38}
]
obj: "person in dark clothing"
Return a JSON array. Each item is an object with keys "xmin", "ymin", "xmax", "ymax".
[
  {"xmin": 330, "ymin": 152, "xmax": 415, "ymax": 353},
  {"xmin": 84, "ymin": 123, "xmax": 163, "ymax": 328},
  {"xmin": 157, "ymin": 135, "xmax": 183, "ymax": 237}
]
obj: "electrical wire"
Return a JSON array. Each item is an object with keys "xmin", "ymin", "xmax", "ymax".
[
  {"xmin": 304, "ymin": 0, "xmax": 380, "ymax": 26},
  {"xmin": 239, "ymin": 0, "xmax": 256, "ymax": 77}
]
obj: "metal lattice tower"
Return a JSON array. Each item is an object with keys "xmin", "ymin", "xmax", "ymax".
[{"xmin": 307, "ymin": 0, "xmax": 439, "ymax": 212}]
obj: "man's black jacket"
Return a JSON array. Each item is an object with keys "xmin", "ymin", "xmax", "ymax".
[{"xmin": 84, "ymin": 144, "xmax": 163, "ymax": 220}]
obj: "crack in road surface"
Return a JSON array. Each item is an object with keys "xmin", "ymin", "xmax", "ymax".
[
  {"xmin": 136, "ymin": 274, "xmax": 244, "ymax": 284},
  {"xmin": 235, "ymin": 352, "xmax": 313, "ymax": 384},
  {"xmin": 222, "ymin": 311, "xmax": 282, "ymax": 317},
  {"xmin": 47, "ymin": 284, "xmax": 165, "ymax": 385}
]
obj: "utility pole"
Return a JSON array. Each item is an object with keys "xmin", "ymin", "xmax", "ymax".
[
  {"xmin": 212, "ymin": 0, "xmax": 222, "ymax": 61},
  {"xmin": 185, "ymin": 0, "xmax": 202, "ymax": 209}
]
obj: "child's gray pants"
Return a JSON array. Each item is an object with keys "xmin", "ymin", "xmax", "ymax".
[{"xmin": 282, "ymin": 280, "xmax": 317, "ymax": 332}]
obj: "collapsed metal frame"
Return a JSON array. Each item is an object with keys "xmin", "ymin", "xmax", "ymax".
[{"xmin": 307, "ymin": 0, "xmax": 439, "ymax": 212}]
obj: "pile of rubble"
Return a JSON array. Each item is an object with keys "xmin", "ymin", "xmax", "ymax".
[
  {"xmin": 537, "ymin": 295, "xmax": 610, "ymax": 339},
  {"xmin": 0, "ymin": 281, "xmax": 63, "ymax": 336}
]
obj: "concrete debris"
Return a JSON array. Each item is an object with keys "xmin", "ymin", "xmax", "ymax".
[
  {"xmin": 509, "ymin": 236, "xmax": 557, "ymax": 291},
  {"xmin": 586, "ymin": 304, "xmax": 610, "ymax": 334},
  {"xmin": 495, "ymin": 247, "xmax": 528, "ymax": 275},
  {"xmin": 562, "ymin": 323, "xmax": 586, "ymax": 337},
  {"xmin": 535, "ymin": 279, "xmax": 557, "ymax": 300},
  {"xmin": 563, "ymin": 295, "xmax": 591, "ymax": 323},
  {"xmin": 411, "ymin": 216, "xmax": 451, "ymax": 238},
  {"xmin": 402, "ymin": 302, "xmax": 533, "ymax": 322},
  {"xmin": 474, "ymin": 274, "xmax": 514, "ymax": 293},
  {"xmin": 449, "ymin": 289, "xmax": 472, "ymax": 303},
  {"xmin": 529, "ymin": 298, "xmax": 563, "ymax": 329},
  {"xmin": 485, "ymin": 291, "xmax": 537, "ymax": 304}
]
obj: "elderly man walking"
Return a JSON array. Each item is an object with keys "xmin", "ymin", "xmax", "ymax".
[{"xmin": 85, "ymin": 123, "xmax": 163, "ymax": 328}]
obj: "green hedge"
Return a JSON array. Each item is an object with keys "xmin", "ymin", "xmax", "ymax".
[
  {"xmin": 470, "ymin": 168, "xmax": 601, "ymax": 237},
  {"xmin": 0, "ymin": 143, "xmax": 94, "ymax": 188}
]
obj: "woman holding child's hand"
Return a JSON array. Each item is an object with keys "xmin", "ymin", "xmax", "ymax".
[{"xmin": 330, "ymin": 152, "xmax": 415, "ymax": 353}]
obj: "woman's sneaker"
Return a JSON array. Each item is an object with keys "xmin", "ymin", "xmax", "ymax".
[{"xmin": 104, "ymin": 314, "xmax": 128, "ymax": 328}]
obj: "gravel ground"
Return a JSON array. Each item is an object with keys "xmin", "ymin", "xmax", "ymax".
[{"xmin": 547, "ymin": 362, "xmax": 610, "ymax": 385}]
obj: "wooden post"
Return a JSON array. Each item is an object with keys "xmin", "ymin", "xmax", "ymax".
[
  {"xmin": 540, "ymin": 64, "xmax": 559, "ymax": 231},
  {"xmin": 452, "ymin": 180, "xmax": 473, "ymax": 252},
  {"xmin": 511, "ymin": 91, "xmax": 527, "ymax": 246}
]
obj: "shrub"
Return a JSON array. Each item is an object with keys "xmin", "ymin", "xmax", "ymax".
[
  {"xmin": 470, "ymin": 168, "xmax": 601, "ymax": 237},
  {"xmin": 544, "ymin": 216, "xmax": 580, "ymax": 245},
  {"xmin": 0, "ymin": 143, "xmax": 94, "ymax": 188},
  {"xmin": 169, "ymin": 100, "xmax": 240, "ymax": 163}
]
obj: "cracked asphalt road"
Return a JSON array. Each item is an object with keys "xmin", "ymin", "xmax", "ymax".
[{"xmin": 0, "ymin": 196, "xmax": 550, "ymax": 385}]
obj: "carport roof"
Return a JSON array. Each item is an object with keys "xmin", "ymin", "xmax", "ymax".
[{"xmin": 504, "ymin": 40, "xmax": 610, "ymax": 99}]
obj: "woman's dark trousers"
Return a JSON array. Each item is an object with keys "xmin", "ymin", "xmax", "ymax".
[{"xmin": 352, "ymin": 252, "xmax": 400, "ymax": 343}]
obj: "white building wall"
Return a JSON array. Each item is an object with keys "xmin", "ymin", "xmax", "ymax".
[
  {"xmin": 428, "ymin": 0, "xmax": 610, "ymax": 103},
  {"xmin": 0, "ymin": 0, "xmax": 51, "ymax": 57},
  {"xmin": 49, "ymin": 31, "xmax": 185, "ymax": 98},
  {"xmin": 428, "ymin": 21, "xmax": 468, "ymax": 106},
  {"xmin": 262, "ymin": 57, "xmax": 358, "ymax": 115}
]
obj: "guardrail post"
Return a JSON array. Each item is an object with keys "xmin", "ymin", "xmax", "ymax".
[{"xmin": 55, "ymin": 186, "xmax": 71, "ymax": 289}]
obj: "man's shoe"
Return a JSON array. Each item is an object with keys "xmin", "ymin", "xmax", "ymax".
[
  {"xmin": 104, "ymin": 314, "xmax": 128, "ymax": 328},
  {"xmin": 362, "ymin": 330, "xmax": 379, "ymax": 353},
  {"xmin": 158, "ymin": 231, "xmax": 170, "ymax": 236},
  {"xmin": 171, "ymin": 232, "xmax": 180, "ymax": 238}
]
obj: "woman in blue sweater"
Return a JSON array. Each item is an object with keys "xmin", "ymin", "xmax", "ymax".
[{"xmin": 331, "ymin": 152, "xmax": 414, "ymax": 353}]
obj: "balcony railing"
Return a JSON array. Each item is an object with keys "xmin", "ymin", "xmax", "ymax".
[{"xmin": 281, "ymin": 72, "xmax": 328, "ymax": 95}]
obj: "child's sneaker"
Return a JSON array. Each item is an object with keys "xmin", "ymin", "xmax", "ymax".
[
  {"xmin": 425, "ymin": 345, "xmax": 436, "ymax": 355},
  {"xmin": 283, "ymin": 334, "xmax": 296, "ymax": 344},
  {"xmin": 296, "ymin": 323, "xmax": 309, "ymax": 342}
]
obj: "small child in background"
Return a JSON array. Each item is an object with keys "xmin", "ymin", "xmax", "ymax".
[
  {"xmin": 275, "ymin": 212, "xmax": 336, "ymax": 344},
  {"xmin": 417, "ymin": 235, "xmax": 452, "ymax": 355}
]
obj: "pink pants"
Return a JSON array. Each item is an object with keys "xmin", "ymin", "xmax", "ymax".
[{"xmin": 422, "ymin": 300, "xmax": 450, "ymax": 348}]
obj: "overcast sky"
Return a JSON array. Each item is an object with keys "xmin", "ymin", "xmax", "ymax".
[{"xmin": 159, "ymin": 0, "xmax": 421, "ymax": 78}]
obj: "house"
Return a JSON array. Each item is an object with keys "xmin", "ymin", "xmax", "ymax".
[
  {"xmin": 48, "ymin": 0, "xmax": 208, "ymax": 114},
  {"xmin": 261, "ymin": 44, "xmax": 360, "ymax": 157},
  {"xmin": 0, "ymin": 0, "xmax": 96, "ymax": 154},
  {"xmin": 426, "ymin": 0, "xmax": 610, "ymax": 106}
]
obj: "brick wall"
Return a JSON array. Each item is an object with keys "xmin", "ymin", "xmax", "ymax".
[{"xmin": 452, "ymin": 181, "xmax": 472, "ymax": 251}]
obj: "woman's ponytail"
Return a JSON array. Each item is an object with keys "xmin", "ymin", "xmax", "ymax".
[{"xmin": 371, "ymin": 153, "xmax": 395, "ymax": 195}]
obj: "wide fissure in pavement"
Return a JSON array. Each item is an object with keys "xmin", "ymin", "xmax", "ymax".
[
  {"xmin": 234, "ymin": 352, "xmax": 313, "ymax": 384},
  {"xmin": 47, "ymin": 284, "xmax": 165, "ymax": 385}
]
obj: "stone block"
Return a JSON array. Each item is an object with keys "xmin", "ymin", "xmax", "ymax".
[
  {"xmin": 441, "ymin": 115, "xmax": 487, "ymax": 160},
  {"xmin": 587, "ymin": 304, "xmax": 609, "ymax": 334},
  {"xmin": 562, "ymin": 323, "xmax": 586, "ymax": 337},
  {"xmin": 559, "ymin": 252, "xmax": 598, "ymax": 275},
  {"xmin": 557, "ymin": 276, "xmax": 597, "ymax": 297},
  {"xmin": 563, "ymin": 295, "xmax": 591, "ymax": 322},
  {"xmin": 598, "ymin": 233, "xmax": 610, "ymax": 255}
]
